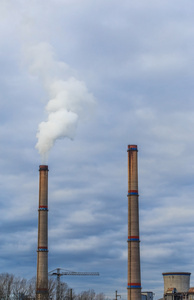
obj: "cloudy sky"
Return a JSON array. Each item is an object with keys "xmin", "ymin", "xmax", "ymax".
[{"xmin": 1, "ymin": 0, "xmax": 194, "ymax": 299}]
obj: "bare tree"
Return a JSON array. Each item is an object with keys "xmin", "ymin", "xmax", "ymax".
[
  {"xmin": 66, "ymin": 288, "xmax": 76, "ymax": 300},
  {"xmin": 12, "ymin": 277, "xmax": 28, "ymax": 300},
  {"xmin": 59, "ymin": 282, "xmax": 68, "ymax": 300},
  {"xmin": 0, "ymin": 273, "xmax": 108, "ymax": 300},
  {"xmin": 76, "ymin": 289, "xmax": 96, "ymax": 300},
  {"xmin": 75, "ymin": 290, "xmax": 108, "ymax": 300},
  {"xmin": 48, "ymin": 278, "xmax": 57, "ymax": 300},
  {"xmin": 27, "ymin": 277, "xmax": 36, "ymax": 298},
  {"xmin": 95, "ymin": 293, "xmax": 106, "ymax": 300},
  {"xmin": 0, "ymin": 273, "xmax": 14, "ymax": 299}
]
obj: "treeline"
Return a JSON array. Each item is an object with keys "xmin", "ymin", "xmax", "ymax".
[{"xmin": 0, "ymin": 273, "xmax": 107, "ymax": 300}]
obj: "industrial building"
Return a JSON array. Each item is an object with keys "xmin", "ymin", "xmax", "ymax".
[
  {"xmin": 35, "ymin": 147, "xmax": 194, "ymax": 300},
  {"xmin": 141, "ymin": 291, "xmax": 154, "ymax": 300},
  {"xmin": 162, "ymin": 272, "xmax": 194, "ymax": 300}
]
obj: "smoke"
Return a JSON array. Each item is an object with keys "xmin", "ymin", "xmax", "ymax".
[{"xmin": 25, "ymin": 42, "xmax": 96, "ymax": 162}]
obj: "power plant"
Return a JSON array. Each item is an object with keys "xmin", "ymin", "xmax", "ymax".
[
  {"xmin": 162, "ymin": 272, "xmax": 194, "ymax": 300},
  {"xmin": 127, "ymin": 145, "xmax": 141, "ymax": 300},
  {"xmin": 31, "ymin": 146, "xmax": 194, "ymax": 300},
  {"xmin": 36, "ymin": 165, "xmax": 49, "ymax": 300},
  {"xmin": 33, "ymin": 146, "xmax": 148, "ymax": 300}
]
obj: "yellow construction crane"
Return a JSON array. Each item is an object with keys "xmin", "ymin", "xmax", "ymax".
[{"xmin": 49, "ymin": 268, "xmax": 99, "ymax": 300}]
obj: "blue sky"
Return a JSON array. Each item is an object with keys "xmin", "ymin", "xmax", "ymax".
[{"xmin": 1, "ymin": 1, "xmax": 194, "ymax": 299}]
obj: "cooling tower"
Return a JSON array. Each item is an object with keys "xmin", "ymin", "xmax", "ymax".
[
  {"xmin": 163, "ymin": 272, "xmax": 191, "ymax": 294},
  {"xmin": 127, "ymin": 145, "xmax": 141, "ymax": 300},
  {"xmin": 36, "ymin": 165, "xmax": 49, "ymax": 300}
]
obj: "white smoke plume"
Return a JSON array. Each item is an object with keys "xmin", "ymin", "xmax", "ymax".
[{"xmin": 25, "ymin": 42, "xmax": 96, "ymax": 162}]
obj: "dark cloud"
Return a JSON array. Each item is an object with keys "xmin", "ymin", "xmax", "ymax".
[{"xmin": 1, "ymin": 1, "xmax": 194, "ymax": 300}]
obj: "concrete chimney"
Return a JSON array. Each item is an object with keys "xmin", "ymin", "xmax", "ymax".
[
  {"xmin": 127, "ymin": 145, "xmax": 141, "ymax": 300},
  {"xmin": 36, "ymin": 165, "xmax": 49, "ymax": 300}
]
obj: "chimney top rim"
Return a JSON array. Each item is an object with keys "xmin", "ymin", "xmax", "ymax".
[
  {"xmin": 162, "ymin": 272, "xmax": 191, "ymax": 276},
  {"xmin": 39, "ymin": 165, "xmax": 49, "ymax": 171}
]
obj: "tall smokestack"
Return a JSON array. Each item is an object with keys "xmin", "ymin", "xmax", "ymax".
[
  {"xmin": 36, "ymin": 165, "xmax": 49, "ymax": 300},
  {"xmin": 127, "ymin": 145, "xmax": 141, "ymax": 300}
]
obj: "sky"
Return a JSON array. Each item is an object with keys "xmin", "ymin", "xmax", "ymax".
[{"xmin": 1, "ymin": 0, "xmax": 194, "ymax": 299}]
